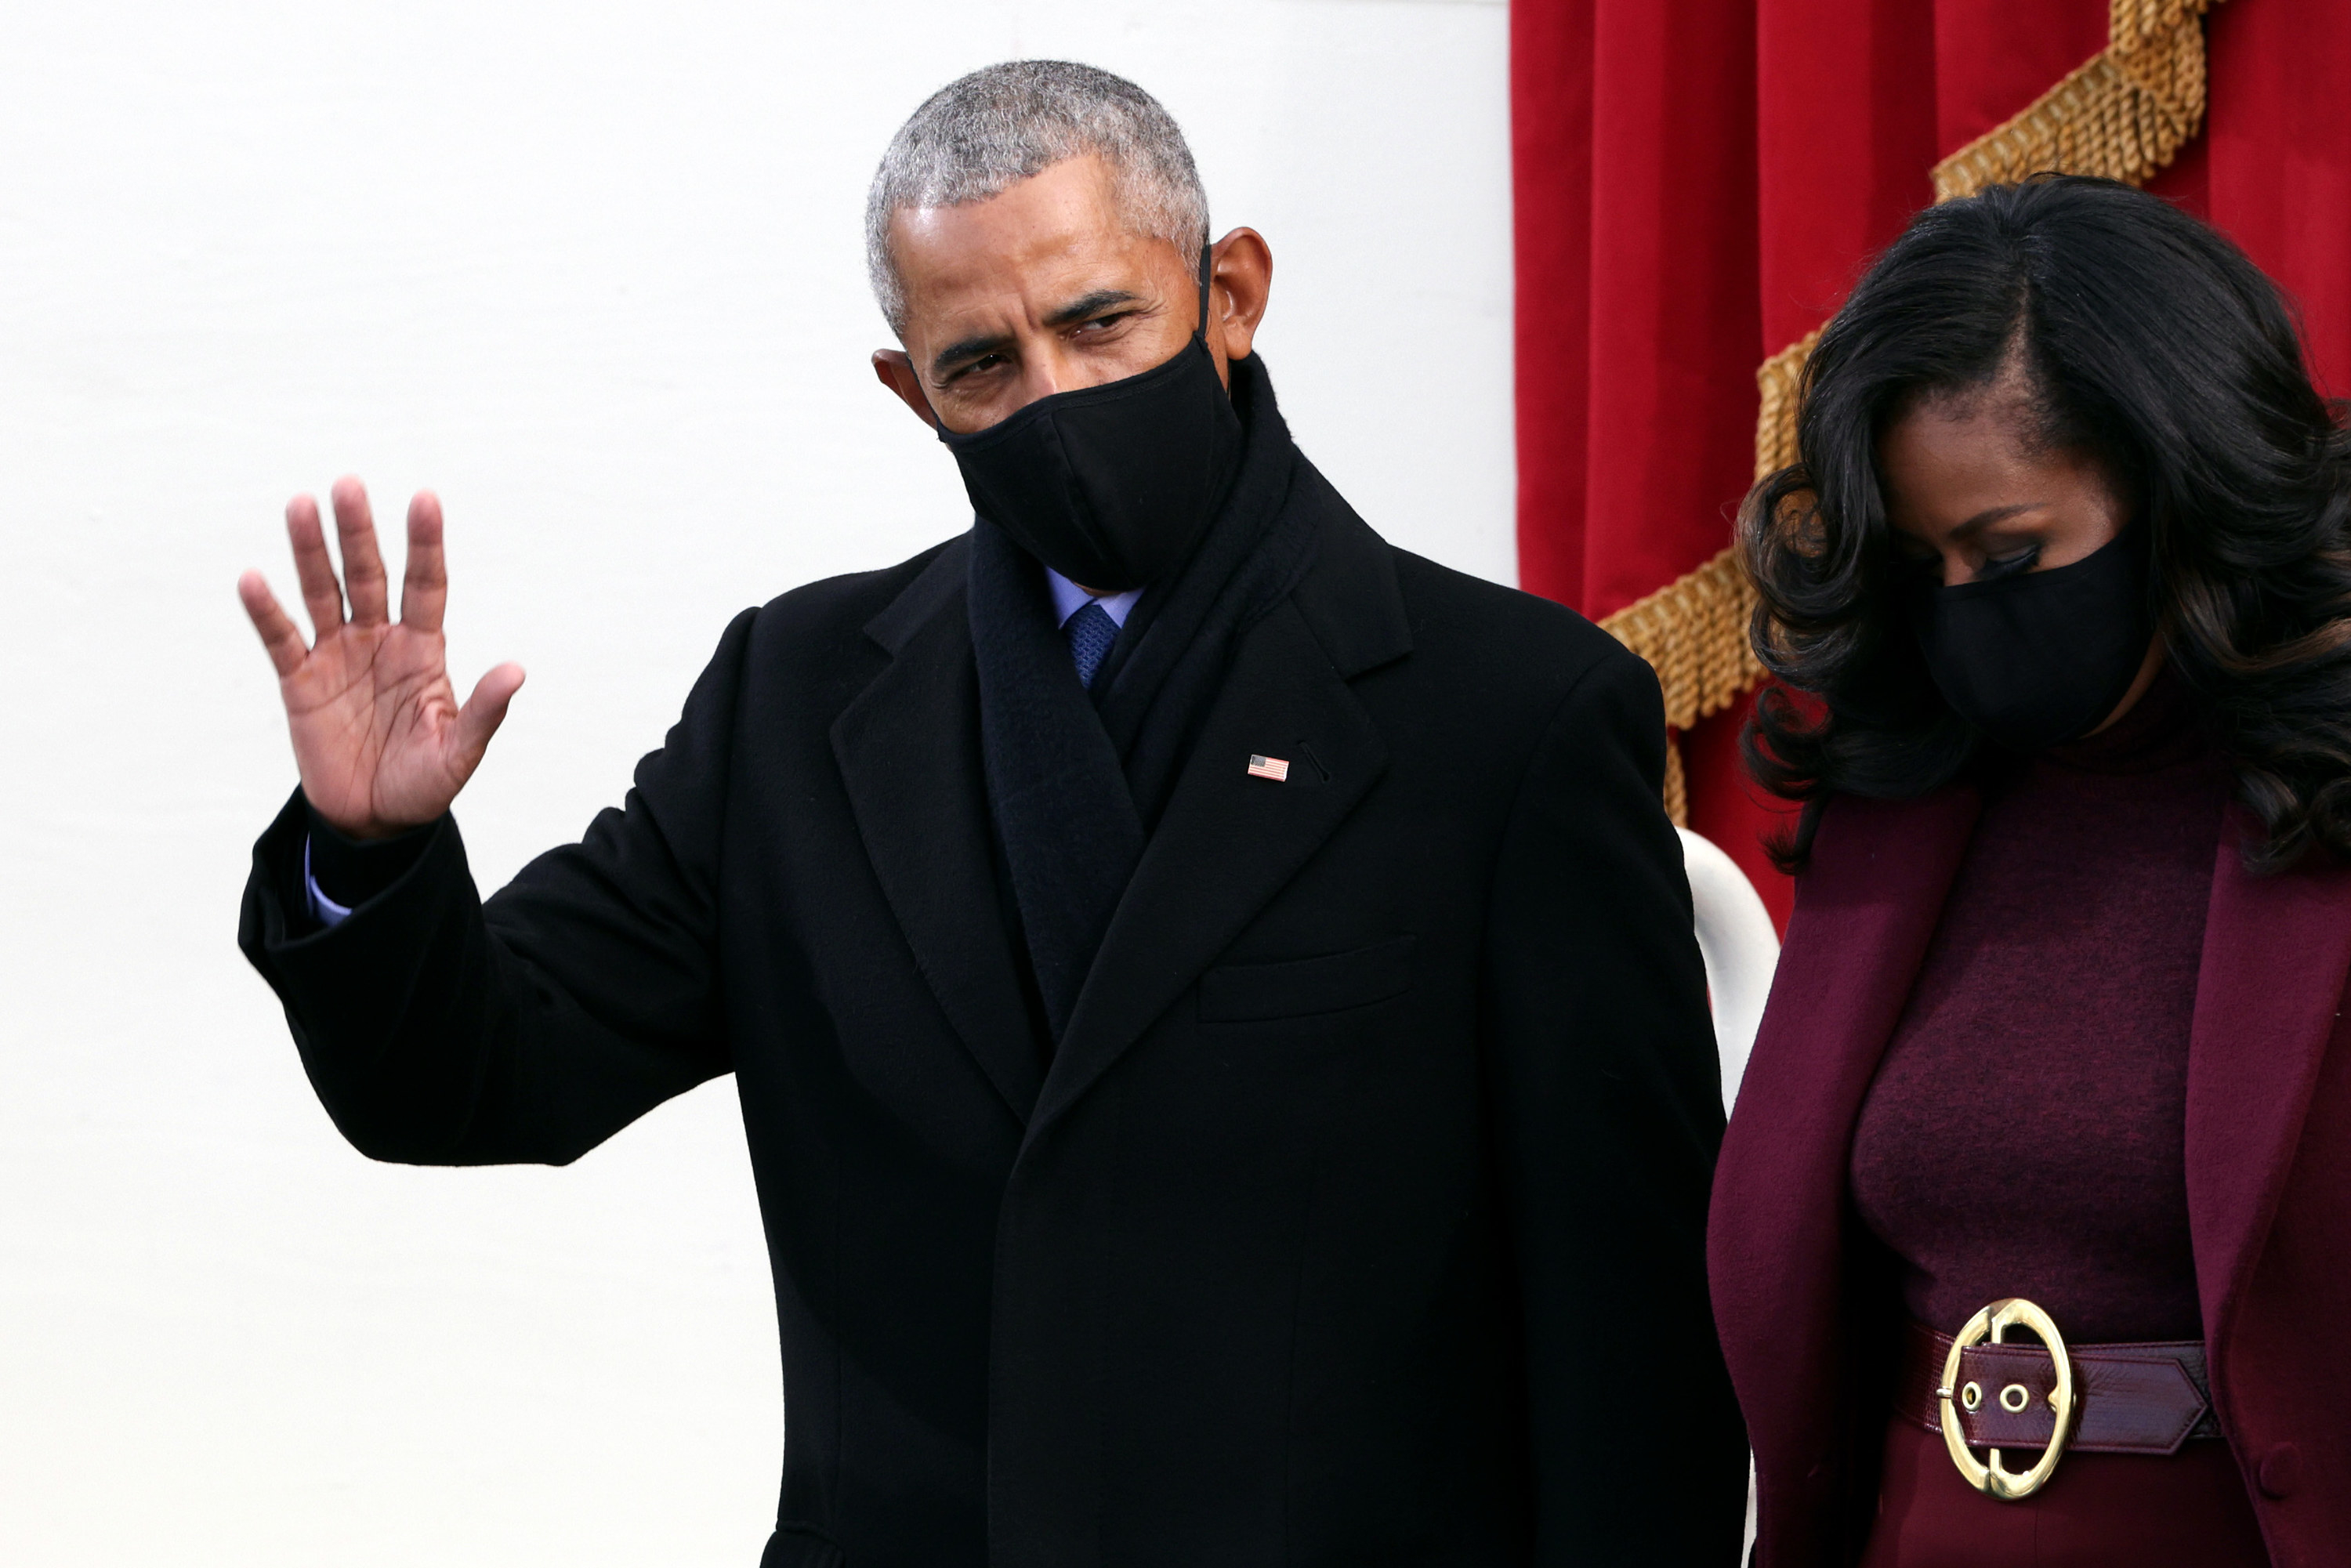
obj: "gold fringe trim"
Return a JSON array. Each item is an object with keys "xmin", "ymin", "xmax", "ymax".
[
  {"xmin": 1598, "ymin": 549, "xmax": 1766, "ymax": 824},
  {"xmin": 1929, "ymin": 0, "xmax": 2214, "ymax": 202},
  {"xmin": 1599, "ymin": 549, "xmax": 1762, "ymax": 733},
  {"xmin": 1753, "ymin": 329, "xmax": 1821, "ymax": 487},
  {"xmin": 1607, "ymin": 0, "xmax": 2222, "ymax": 824}
]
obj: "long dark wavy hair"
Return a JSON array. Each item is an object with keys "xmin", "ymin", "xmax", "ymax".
[{"xmin": 1741, "ymin": 174, "xmax": 2351, "ymax": 871}]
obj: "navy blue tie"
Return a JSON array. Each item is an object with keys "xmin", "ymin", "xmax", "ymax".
[{"xmin": 1065, "ymin": 600, "xmax": 1119, "ymax": 690}]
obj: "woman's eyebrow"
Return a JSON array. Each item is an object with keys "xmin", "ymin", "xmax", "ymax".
[{"xmin": 1951, "ymin": 502, "xmax": 2039, "ymax": 539}]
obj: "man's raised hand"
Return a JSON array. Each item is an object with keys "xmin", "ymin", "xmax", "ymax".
[{"xmin": 238, "ymin": 478, "xmax": 524, "ymax": 840}]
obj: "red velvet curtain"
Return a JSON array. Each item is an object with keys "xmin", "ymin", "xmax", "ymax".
[{"xmin": 1512, "ymin": 0, "xmax": 2351, "ymax": 929}]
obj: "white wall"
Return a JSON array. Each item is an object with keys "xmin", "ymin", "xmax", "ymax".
[{"xmin": 0, "ymin": 3, "xmax": 1512, "ymax": 1563}]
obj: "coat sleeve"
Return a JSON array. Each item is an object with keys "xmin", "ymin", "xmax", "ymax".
[
  {"xmin": 1481, "ymin": 646, "xmax": 1750, "ymax": 1564},
  {"xmin": 236, "ymin": 608, "xmax": 759, "ymax": 1166}
]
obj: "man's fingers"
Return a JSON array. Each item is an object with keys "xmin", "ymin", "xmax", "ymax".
[
  {"xmin": 238, "ymin": 570, "xmax": 310, "ymax": 678},
  {"xmin": 287, "ymin": 494, "xmax": 346, "ymax": 638},
  {"xmin": 400, "ymin": 491, "xmax": 447, "ymax": 635},
  {"xmin": 451, "ymin": 662, "xmax": 527, "ymax": 771},
  {"xmin": 331, "ymin": 476, "xmax": 391, "ymax": 627}
]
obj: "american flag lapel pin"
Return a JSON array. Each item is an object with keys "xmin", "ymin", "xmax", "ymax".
[{"xmin": 1246, "ymin": 754, "xmax": 1291, "ymax": 783}]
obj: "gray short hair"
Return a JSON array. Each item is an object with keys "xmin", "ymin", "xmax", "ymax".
[{"xmin": 865, "ymin": 60, "xmax": 1210, "ymax": 335}]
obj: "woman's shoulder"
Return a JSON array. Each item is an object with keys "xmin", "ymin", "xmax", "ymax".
[{"xmin": 1792, "ymin": 787, "xmax": 1983, "ymax": 908}]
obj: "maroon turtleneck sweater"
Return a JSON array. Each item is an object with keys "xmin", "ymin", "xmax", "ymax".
[{"xmin": 1848, "ymin": 672, "xmax": 2231, "ymax": 1343}]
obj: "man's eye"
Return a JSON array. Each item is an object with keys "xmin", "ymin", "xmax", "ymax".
[
  {"xmin": 944, "ymin": 353, "xmax": 1007, "ymax": 383},
  {"xmin": 1076, "ymin": 313, "xmax": 1130, "ymax": 334}
]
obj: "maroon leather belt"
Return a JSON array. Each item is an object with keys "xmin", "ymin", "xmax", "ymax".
[{"xmin": 1894, "ymin": 1318, "xmax": 2222, "ymax": 1457}]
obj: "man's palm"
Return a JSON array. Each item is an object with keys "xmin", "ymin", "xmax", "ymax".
[{"xmin": 240, "ymin": 479, "xmax": 523, "ymax": 840}]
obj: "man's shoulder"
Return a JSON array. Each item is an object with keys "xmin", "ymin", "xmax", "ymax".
[
  {"xmin": 1320, "ymin": 522, "xmax": 1650, "ymax": 718},
  {"xmin": 741, "ymin": 532, "xmax": 969, "ymax": 658},
  {"xmin": 1286, "ymin": 470, "xmax": 1637, "ymax": 704},
  {"xmin": 1300, "ymin": 528, "xmax": 1665, "ymax": 811},
  {"xmin": 1389, "ymin": 548, "xmax": 1626, "ymax": 671},
  {"xmin": 671, "ymin": 535, "xmax": 968, "ymax": 728}
]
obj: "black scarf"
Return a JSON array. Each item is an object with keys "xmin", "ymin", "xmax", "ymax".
[{"xmin": 966, "ymin": 353, "xmax": 1320, "ymax": 1041}]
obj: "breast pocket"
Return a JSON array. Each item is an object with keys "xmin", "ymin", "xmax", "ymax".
[{"xmin": 1198, "ymin": 935, "xmax": 1418, "ymax": 1023}]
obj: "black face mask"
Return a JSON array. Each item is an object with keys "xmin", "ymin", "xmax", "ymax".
[
  {"xmin": 936, "ymin": 248, "xmax": 1243, "ymax": 592},
  {"xmin": 1911, "ymin": 523, "xmax": 2157, "ymax": 752}
]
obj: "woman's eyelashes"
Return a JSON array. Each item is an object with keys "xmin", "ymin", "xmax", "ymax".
[
  {"xmin": 1974, "ymin": 543, "xmax": 2044, "ymax": 581},
  {"xmin": 1892, "ymin": 541, "xmax": 2045, "ymax": 585}
]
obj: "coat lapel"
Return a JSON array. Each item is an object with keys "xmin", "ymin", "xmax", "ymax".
[
  {"xmin": 1709, "ymin": 786, "xmax": 1980, "ymax": 1484},
  {"xmin": 2185, "ymin": 806, "xmax": 2351, "ymax": 1356},
  {"xmin": 831, "ymin": 544, "xmax": 1045, "ymax": 1122},
  {"xmin": 1026, "ymin": 599, "xmax": 1388, "ymax": 1134}
]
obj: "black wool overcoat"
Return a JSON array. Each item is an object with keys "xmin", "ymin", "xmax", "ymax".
[{"xmin": 240, "ymin": 474, "xmax": 1748, "ymax": 1566}]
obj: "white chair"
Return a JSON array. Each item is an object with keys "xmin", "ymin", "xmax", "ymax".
[
  {"xmin": 1675, "ymin": 827, "xmax": 1777, "ymax": 1555},
  {"xmin": 1675, "ymin": 827, "xmax": 1780, "ymax": 1114}
]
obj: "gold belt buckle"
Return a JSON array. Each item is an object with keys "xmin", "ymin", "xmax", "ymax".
[{"xmin": 1935, "ymin": 1298, "xmax": 2077, "ymax": 1501}]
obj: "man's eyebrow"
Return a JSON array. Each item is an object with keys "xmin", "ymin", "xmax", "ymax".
[
  {"xmin": 928, "ymin": 291, "xmax": 1149, "ymax": 379},
  {"xmin": 929, "ymin": 331, "xmax": 1013, "ymax": 379},
  {"xmin": 1043, "ymin": 289, "xmax": 1143, "ymax": 328}
]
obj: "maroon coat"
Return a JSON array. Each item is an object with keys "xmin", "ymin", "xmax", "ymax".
[{"xmin": 1710, "ymin": 787, "xmax": 2351, "ymax": 1568}]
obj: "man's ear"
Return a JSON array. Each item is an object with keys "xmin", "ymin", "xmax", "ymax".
[
  {"xmin": 871, "ymin": 349, "xmax": 940, "ymax": 429},
  {"xmin": 1207, "ymin": 228, "xmax": 1273, "ymax": 363}
]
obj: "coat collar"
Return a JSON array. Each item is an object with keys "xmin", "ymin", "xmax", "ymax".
[
  {"xmin": 832, "ymin": 538, "xmax": 1045, "ymax": 1123},
  {"xmin": 2186, "ymin": 808, "xmax": 2351, "ymax": 1372}
]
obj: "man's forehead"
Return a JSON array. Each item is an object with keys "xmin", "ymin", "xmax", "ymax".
[
  {"xmin": 889, "ymin": 158, "xmax": 1183, "ymax": 331},
  {"xmin": 897, "ymin": 221, "xmax": 1153, "ymax": 301}
]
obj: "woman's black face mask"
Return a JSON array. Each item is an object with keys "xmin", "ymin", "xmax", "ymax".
[
  {"xmin": 936, "ymin": 247, "xmax": 1243, "ymax": 592},
  {"xmin": 1910, "ymin": 522, "xmax": 2157, "ymax": 752}
]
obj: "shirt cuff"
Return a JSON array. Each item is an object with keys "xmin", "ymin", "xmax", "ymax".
[{"xmin": 303, "ymin": 836, "xmax": 356, "ymax": 929}]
